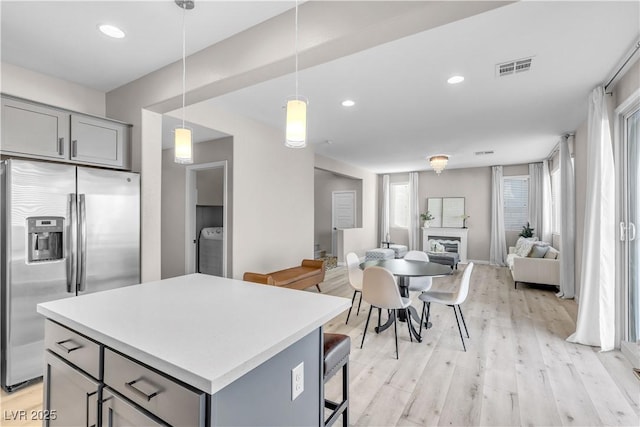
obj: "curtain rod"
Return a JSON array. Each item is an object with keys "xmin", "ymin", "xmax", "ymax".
[
  {"xmin": 547, "ymin": 133, "xmax": 575, "ymax": 159},
  {"xmin": 604, "ymin": 40, "xmax": 640, "ymax": 93}
]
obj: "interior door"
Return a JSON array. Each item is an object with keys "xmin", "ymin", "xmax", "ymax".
[{"xmin": 331, "ymin": 191, "xmax": 356, "ymax": 255}]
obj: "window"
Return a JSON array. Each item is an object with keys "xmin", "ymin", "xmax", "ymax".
[
  {"xmin": 503, "ymin": 176, "xmax": 528, "ymax": 231},
  {"xmin": 551, "ymin": 169, "xmax": 561, "ymax": 234},
  {"xmin": 391, "ymin": 182, "xmax": 409, "ymax": 228}
]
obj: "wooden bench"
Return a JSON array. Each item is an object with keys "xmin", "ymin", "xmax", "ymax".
[{"xmin": 243, "ymin": 259, "xmax": 326, "ymax": 292}]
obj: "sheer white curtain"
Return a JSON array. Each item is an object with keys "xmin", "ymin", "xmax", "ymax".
[
  {"xmin": 408, "ymin": 172, "xmax": 420, "ymax": 250},
  {"xmin": 541, "ymin": 160, "xmax": 553, "ymax": 243},
  {"xmin": 528, "ymin": 163, "xmax": 543, "ymax": 238},
  {"xmin": 380, "ymin": 174, "xmax": 390, "ymax": 245},
  {"xmin": 567, "ymin": 86, "xmax": 615, "ymax": 351},
  {"xmin": 558, "ymin": 134, "xmax": 576, "ymax": 299},
  {"xmin": 490, "ymin": 166, "xmax": 507, "ymax": 266}
]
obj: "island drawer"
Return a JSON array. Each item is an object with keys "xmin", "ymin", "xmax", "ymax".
[
  {"xmin": 44, "ymin": 320, "xmax": 101, "ymax": 380},
  {"xmin": 103, "ymin": 348, "xmax": 206, "ymax": 427}
]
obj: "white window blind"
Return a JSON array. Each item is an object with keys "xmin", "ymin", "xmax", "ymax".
[
  {"xmin": 391, "ymin": 183, "xmax": 409, "ymax": 228},
  {"xmin": 551, "ymin": 170, "xmax": 561, "ymax": 234},
  {"xmin": 503, "ymin": 176, "xmax": 529, "ymax": 231}
]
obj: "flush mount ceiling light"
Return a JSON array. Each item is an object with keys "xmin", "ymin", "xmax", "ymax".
[
  {"xmin": 174, "ymin": 0, "xmax": 194, "ymax": 164},
  {"xmin": 341, "ymin": 99, "xmax": 355, "ymax": 107},
  {"xmin": 98, "ymin": 24, "xmax": 125, "ymax": 39},
  {"xmin": 285, "ymin": 0, "xmax": 307, "ymax": 149},
  {"xmin": 429, "ymin": 155, "xmax": 449, "ymax": 174},
  {"xmin": 447, "ymin": 75, "xmax": 464, "ymax": 84}
]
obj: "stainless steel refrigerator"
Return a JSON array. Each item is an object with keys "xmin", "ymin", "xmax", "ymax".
[{"xmin": 1, "ymin": 159, "xmax": 140, "ymax": 391}]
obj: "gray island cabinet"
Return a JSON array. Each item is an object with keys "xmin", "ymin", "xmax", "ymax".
[{"xmin": 37, "ymin": 274, "xmax": 350, "ymax": 426}]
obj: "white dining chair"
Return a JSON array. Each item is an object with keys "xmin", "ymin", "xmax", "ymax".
[
  {"xmin": 418, "ymin": 262, "xmax": 474, "ymax": 351},
  {"xmin": 360, "ymin": 266, "xmax": 412, "ymax": 359},
  {"xmin": 345, "ymin": 252, "xmax": 364, "ymax": 324},
  {"xmin": 403, "ymin": 250, "xmax": 433, "ymax": 293}
]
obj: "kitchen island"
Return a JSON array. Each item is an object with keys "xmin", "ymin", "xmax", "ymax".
[{"xmin": 37, "ymin": 273, "xmax": 350, "ymax": 426}]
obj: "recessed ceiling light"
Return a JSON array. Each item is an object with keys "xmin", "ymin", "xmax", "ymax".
[
  {"xmin": 98, "ymin": 24, "xmax": 125, "ymax": 39},
  {"xmin": 341, "ymin": 100, "xmax": 355, "ymax": 107},
  {"xmin": 447, "ymin": 75, "xmax": 464, "ymax": 84}
]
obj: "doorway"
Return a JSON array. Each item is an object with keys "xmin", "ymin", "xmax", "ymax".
[
  {"xmin": 313, "ymin": 168, "xmax": 363, "ymax": 259},
  {"xmin": 185, "ymin": 161, "xmax": 228, "ymax": 277}
]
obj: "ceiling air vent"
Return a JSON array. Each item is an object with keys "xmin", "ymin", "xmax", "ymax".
[
  {"xmin": 475, "ymin": 150, "xmax": 494, "ymax": 156},
  {"xmin": 497, "ymin": 57, "xmax": 533, "ymax": 77}
]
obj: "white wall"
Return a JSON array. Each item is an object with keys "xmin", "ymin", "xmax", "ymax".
[
  {"xmin": 0, "ymin": 62, "xmax": 105, "ymax": 116},
  {"xmin": 177, "ymin": 103, "xmax": 314, "ymax": 278}
]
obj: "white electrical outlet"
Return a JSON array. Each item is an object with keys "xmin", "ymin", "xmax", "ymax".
[{"xmin": 291, "ymin": 362, "xmax": 304, "ymax": 400}]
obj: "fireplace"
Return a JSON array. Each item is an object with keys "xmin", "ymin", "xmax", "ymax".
[
  {"xmin": 426, "ymin": 235, "xmax": 461, "ymax": 253},
  {"xmin": 422, "ymin": 227, "xmax": 468, "ymax": 262}
]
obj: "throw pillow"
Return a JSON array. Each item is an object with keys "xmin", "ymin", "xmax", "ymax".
[
  {"xmin": 529, "ymin": 245, "xmax": 549, "ymax": 258},
  {"xmin": 514, "ymin": 236, "xmax": 538, "ymax": 253},
  {"xmin": 435, "ymin": 242, "xmax": 446, "ymax": 252},
  {"xmin": 544, "ymin": 248, "xmax": 559, "ymax": 259},
  {"xmin": 515, "ymin": 239, "xmax": 535, "ymax": 257}
]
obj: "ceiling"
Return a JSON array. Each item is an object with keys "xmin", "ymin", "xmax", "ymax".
[
  {"xmin": 2, "ymin": 1, "xmax": 639, "ymax": 173},
  {"xmin": 1, "ymin": 1, "xmax": 293, "ymax": 92}
]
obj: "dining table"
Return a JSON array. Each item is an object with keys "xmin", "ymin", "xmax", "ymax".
[{"xmin": 359, "ymin": 258, "xmax": 453, "ymax": 342}]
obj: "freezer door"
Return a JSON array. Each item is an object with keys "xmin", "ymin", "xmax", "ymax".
[
  {"xmin": 1, "ymin": 160, "xmax": 76, "ymax": 389},
  {"xmin": 77, "ymin": 167, "xmax": 140, "ymax": 294}
]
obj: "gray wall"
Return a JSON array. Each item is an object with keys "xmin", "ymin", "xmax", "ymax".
[
  {"xmin": 315, "ymin": 155, "xmax": 378, "ymax": 260},
  {"xmin": 161, "ymin": 136, "xmax": 233, "ymax": 279},
  {"xmin": 379, "ymin": 164, "xmax": 531, "ymax": 262},
  {"xmin": 314, "ymin": 168, "xmax": 363, "ymax": 254},
  {"xmin": 420, "ymin": 167, "xmax": 493, "ymax": 262},
  {"xmin": 379, "ymin": 167, "xmax": 489, "ymax": 262},
  {"xmin": 197, "ymin": 168, "xmax": 224, "ymax": 206}
]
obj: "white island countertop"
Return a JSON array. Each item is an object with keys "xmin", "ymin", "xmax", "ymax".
[{"xmin": 37, "ymin": 273, "xmax": 350, "ymax": 395}]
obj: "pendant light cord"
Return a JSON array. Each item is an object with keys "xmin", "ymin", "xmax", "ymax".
[
  {"xmin": 294, "ymin": 0, "xmax": 299, "ymax": 99},
  {"xmin": 181, "ymin": 4, "xmax": 187, "ymax": 128}
]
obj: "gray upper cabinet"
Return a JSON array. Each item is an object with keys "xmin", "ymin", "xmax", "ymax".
[
  {"xmin": 71, "ymin": 114, "xmax": 128, "ymax": 168},
  {"xmin": 1, "ymin": 95, "xmax": 131, "ymax": 170},
  {"xmin": 1, "ymin": 97, "xmax": 69, "ymax": 160}
]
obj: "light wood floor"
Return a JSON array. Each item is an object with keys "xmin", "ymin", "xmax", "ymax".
[
  {"xmin": 1, "ymin": 264, "xmax": 638, "ymax": 427},
  {"xmin": 321, "ymin": 263, "xmax": 639, "ymax": 426}
]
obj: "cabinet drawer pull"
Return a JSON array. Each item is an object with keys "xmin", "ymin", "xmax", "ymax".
[
  {"xmin": 71, "ymin": 139, "xmax": 78, "ymax": 157},
  {"xmin": 55, "ymin": 338, "xmax": 83, "ymax": 353},
  {"xmin": 125, "ymin": 378, "xmax": 161, "ymax": 401},
  {"xmin": 57, "ymin": 137, "xmax": 64, "ymax": 155}
]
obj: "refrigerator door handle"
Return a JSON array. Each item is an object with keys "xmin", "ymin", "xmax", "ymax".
[
  {"xmin": 68, "ymin": 193, "xmax": 78, "ymax": 293},
  {"xmin": 78, "ymin": 194, "xmax": 87, "ymax": 292}
]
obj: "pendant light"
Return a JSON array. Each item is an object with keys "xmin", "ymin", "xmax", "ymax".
[
  {"xmin": 429, "ymin": 155, "xmax": 449, "ymax": 174},
  {"xmin": 285, "ymin": 0, "xmax": 307, "ymax": 148},
  {"xmin": 174, "ymin": 0, "xmax": 194, "ymax": 164}
]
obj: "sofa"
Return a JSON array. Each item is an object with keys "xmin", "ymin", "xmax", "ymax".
[
  {"xmin": 243, "ymin": 259, "xmax": 326, "ymax": 292},
  {"xmin": 506, "ymin": 238, "xmax": 560, "ymax": 289}
]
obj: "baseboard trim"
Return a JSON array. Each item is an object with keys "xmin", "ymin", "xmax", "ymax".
[
  {"xmin": 621, "ymin": 340, "xmax": 640, "ymax": 369},
  {"xmin": 465, "ymin": 259, "xmax": 490, "ymax": 265}
]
